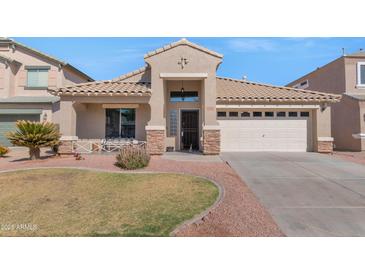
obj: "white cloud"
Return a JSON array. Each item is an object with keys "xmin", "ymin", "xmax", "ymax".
[
  {"xmin": 227, "ymin": 38, "xmax": 278, "ymax": 52},
  {"xmin": 226, "ymin": 37, "xmax": 325, "ymax": 53}
]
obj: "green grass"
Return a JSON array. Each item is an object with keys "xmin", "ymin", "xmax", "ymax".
[{"xmin": 0, "ymin": 168, "xmax": 218, "ymax": 236}]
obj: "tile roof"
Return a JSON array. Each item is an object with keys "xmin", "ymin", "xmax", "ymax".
[
  {"xmin": 216, "ymin": 77, "xmax": 341, "ymax": 103},
  {"xmin": 144, "ymin": 38, "xmax": 223, "ymax": 59},
  {"xmin": 113, "ymin": 66, "xmax": 149, "ymax": 81},
  {"xmin": 48, "ymin": 80, "xmax": 151, "ymax": 96}
]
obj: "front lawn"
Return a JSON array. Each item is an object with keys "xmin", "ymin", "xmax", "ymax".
[{"xmin": 0, "ymin": 169, "xmax": 218, "ymax": 236}]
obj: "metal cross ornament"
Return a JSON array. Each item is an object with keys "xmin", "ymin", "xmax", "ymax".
[{"xmin": 178, "ymin": 57, "xmax": 188, "ymax": 69}]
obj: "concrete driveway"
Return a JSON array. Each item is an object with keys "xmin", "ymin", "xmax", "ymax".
[{"xmin": 221, "ymin": 152, "xmax": 365, "ymax": 236}]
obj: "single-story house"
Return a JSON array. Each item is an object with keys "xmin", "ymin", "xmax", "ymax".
[{"xmin": 49, "ymin": 38, "xmax": 341, "ymax": 155}]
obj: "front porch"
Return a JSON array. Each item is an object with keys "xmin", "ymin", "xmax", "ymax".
[{"xmin": 53, "ymin": 78, "xmax": 221, "ymax": 156}]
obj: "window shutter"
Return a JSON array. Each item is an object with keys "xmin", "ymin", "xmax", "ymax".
[
  {"xmin": 18, "ymin": 69, "xmax": 26, "ymax": 87},
  {"xmin": 48, "ymin": 69, "xmax": 57, "ymax": 87}
]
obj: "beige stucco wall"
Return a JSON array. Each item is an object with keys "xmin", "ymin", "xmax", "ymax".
[
  {"xmin": 331, "ymin": 95, "xmax": 361, "ymax": 151},
  {"xmin": 311, "ymin": 106, "xmax": 332, "ymax": 151},
  {"xmin": 314, "ymin": 106, "xmax": 331, "ymax": 136},
  {"xmin": 359, "ymin": 100, "xmax": 365, "ymax": 150},
  {"xmin": 288, "ymin": 57, "xmax": 346, "ymax": 94},
  {"xmin": 0, "ymin": 62, "xmax": 10, "ymax": 98},
  {"xmin": 55, "ymin": 100, "xmax": 77, "ymax": 136},
  {"xmin": 144, "ymin": 44, "xmax": 221, "ymax": 127},
  {"xmin": 0, "ymin": 102, "xmax": 52, "ymax": 122},
  {"xmin": 287, "ymin": 57, "xmax": 346, "ymax": 93}
]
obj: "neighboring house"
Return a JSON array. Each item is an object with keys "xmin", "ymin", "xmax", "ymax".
[
  {"xmin": 0, "ymin": 38, "xmax": 93, "ymax": 146},
  {"xmin": 49, "ymin": 38, "xmax": 340, "ymax": 155},
  {"xmin": 288, "ymin": 50, "xmax": 365, "ymax": 151}
]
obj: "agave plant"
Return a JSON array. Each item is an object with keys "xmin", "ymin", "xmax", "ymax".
[{"xmin": 6, "ymin": 120, "xmax": 61, "ymax": 160}]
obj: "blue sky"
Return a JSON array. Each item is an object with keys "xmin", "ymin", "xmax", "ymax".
[{"xmin": 14, "ymin": 37, "xmax": 365, "ymax": 85}]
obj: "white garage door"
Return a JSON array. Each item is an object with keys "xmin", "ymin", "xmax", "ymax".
[{"xmin": 219, "ymin": 111, "xmax": 311, "ymax": 152}]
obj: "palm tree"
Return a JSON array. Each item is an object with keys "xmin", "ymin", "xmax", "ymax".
[{"xmin": 6, "ymin": 120, "xmax": 61, "ymax": 160}]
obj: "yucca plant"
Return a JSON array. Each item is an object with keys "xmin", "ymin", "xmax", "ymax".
[{"xmin": 6, "ymin": 120, "xmax": 61, "ymax": 160}]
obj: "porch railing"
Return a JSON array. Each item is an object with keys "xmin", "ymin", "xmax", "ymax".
[{"xmin": 72, "ymin": 139, "xmax": 147, "ymax": 154}]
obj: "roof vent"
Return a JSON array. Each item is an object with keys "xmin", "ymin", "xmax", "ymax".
[{"xmin": 242, "ymin": 75, "xmax": 247, "ymax": 81}]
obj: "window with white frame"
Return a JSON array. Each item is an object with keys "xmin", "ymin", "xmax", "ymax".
[
  {"xmin": 357, "ymin": 62, "xmax": 365, "ymax": 86},
  {"xmin": 26, "ymin": 66, "xmax": 50, "ymax": 88}
]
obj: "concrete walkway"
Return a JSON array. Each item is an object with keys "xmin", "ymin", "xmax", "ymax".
[
  {"xmin": 162, "ymin": 151, "xmax": 222, "ymax": 162},
  {"xmin": 221, "ymin": 152, "xmax": 365, "ymax": 236}
]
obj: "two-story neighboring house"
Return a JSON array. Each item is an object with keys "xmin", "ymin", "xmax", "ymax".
[
  {"xmin": 288, "ymin": 50, "xmax": 365, "ymax": 151},
  {"xmin": 0, "ymin": 38, "xmax": 93, "ymax": 146}
]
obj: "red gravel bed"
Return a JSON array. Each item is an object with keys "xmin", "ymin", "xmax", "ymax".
[
  {"xmin": 0, "ymin": 152, "xmax": 283, "ymax": 237},
  {"xmin": 331, "ymin": 151, "xmax": 365, "ymax": 166}
]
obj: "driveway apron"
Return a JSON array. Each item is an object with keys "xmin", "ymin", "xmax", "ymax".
[{"xmin": 221, "ymin": 152, "xmax": 365, "ymax": 236}]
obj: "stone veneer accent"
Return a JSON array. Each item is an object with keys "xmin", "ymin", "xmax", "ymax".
[
  {"xmin": 203, "ymin": 129, "xmax": 220, "ymax": 155},
  {"xmin": 317, "ymin": 141, "xmax": 333, "ymax": 153},
  {"xmin": 146, "ymin": 130, "xmax": 165, "ymax": 155}
]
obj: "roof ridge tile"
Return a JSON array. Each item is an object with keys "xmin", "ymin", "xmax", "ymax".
[
  {"xmin": 113, "ymin": 65, "xmax": 149, "ymax": 81},
  {"xmin": 144, "ymin": 38, "xmax": 223, "ymax": 59}
]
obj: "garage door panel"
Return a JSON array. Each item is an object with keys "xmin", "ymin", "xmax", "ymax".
[
  {"xmin": 0, "ymin": 114, "xmax": 40, "ymax": 146},
  {"xmin": 219, "ymin": 117, "xmax": 311, "ymax": 152}
]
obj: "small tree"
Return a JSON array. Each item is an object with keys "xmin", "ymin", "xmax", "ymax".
[{"xmin": 6, "ymin": 120, "xmax": 61, "ymax": 160}]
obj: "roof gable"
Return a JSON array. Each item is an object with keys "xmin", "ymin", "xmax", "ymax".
[{"xmin": 144, "ymin": 38, "xmax": 223, "ymax": 59}]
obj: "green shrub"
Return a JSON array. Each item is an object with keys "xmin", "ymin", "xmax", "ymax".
[
  {"xmin": 115, "ymin": 145, "xmax": 150, "ymax": 170},
  {"xmin": 6, "ymin": 120, "xmax": 61, "ymax": 160},
  {"xmin": 0, "ymin": 145, "xmax": 9, "ymax": 157}
]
